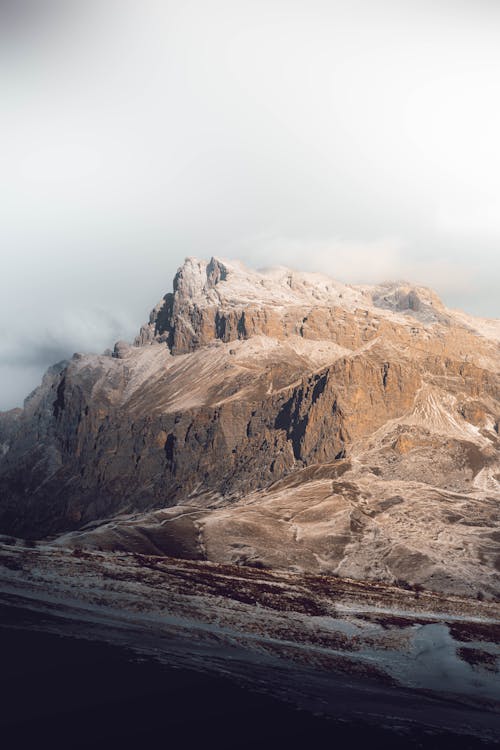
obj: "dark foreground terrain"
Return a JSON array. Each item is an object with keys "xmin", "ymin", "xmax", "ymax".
[
  {"xmin": 1, "ymin": 604, "xmax": 498, "ymax": 750},
  {"xmin": 1, "ymin": 607, "xmax": 337, "ymax": 750}
]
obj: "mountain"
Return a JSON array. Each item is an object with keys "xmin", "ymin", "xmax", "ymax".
[{"xmin": 0, "ymin": 256, "xmax": 499, "ymax": 598}]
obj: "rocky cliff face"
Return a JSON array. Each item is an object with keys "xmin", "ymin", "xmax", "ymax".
[{"xmin": 0, "ymin": 257, "xmax": 499, "ymax": 596}]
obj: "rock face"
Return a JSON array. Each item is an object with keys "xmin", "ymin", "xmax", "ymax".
[
  {"xmin": 0, "ymin": 257, "xmax": 499, "ymax": 597},
  {"xmin": 134, "ymin": 257, "xmax": 487, "ymax": 354}
]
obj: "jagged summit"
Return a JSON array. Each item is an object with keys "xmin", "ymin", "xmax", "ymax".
[
  {"xmin": 144, "ymin": 254, "xmax": 447, "ymax": 316},
  {"xmin": 164, "ymin": 255, "xmax": 444, "ymax": 308},
  {"xmin": 134, "ymin": 256, "xmax": 495, "ymax": 355}
]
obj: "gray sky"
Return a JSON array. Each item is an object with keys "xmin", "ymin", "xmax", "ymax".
[{"xmin": 1, "ymin": 0, "xmax": 499, "ymax": 408}]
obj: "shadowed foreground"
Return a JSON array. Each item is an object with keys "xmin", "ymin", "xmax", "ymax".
[
  {"xmin": 1, "ymin": 605, "xmax": 498, "ymax": 750},
  {"xmin": 1, "ymin": 541, "xmax": 499, "ymax": 748}
]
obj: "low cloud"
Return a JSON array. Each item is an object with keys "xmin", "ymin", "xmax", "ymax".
[
  {"xmin": 238, "ymin": 235, "xmax": 475, "ymax": 302},
  {"xmin": 0, "ymin": 307, "xmax": 135, "ymax": 409}
]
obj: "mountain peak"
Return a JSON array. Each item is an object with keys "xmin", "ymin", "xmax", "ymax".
[
  {"xmin": 134, "ymin": 256, "xmax": 466, "ymax": 353},
  {"xmin": 1, "ymin": 255, "xmax": 499, "ymax": 605}
]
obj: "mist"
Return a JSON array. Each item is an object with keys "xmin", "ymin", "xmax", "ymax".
[{"xmin": 1, "ymin": 0, "xmax": 499, "ymax": 408}]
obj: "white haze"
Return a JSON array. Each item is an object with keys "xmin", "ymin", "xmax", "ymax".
[{"xmin": 1, "ymin": 0, "xmax": 499, "ymax": 408}]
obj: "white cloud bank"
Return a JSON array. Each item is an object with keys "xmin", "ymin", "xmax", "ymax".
[{"xmin": 1, "ymin": 0, "xmax": 499, "ymax": 407}]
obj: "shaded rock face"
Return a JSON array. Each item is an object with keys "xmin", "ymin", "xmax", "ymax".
[
  {"xmin": 0, "ymin": 256, "xmax": 499, "ymax": 598},
  {"xmin": 0, "ymin": 345, "xmax": 422, "ymax": 537}
]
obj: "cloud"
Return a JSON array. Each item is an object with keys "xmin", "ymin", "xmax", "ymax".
[
  {"xmin": 0, "ymin": 307, "xmax": 135, "ymax": 409},
  {"xmin": 1, "ymin": 0, "xmax": 499, "ymax": 408},
  {"xmin": 236, "ymin": 234, "xmax": 475, "ymax": 299},
  {"xmin": 0, "ymin": 306, "xmax": 134, "ymax": 364}
]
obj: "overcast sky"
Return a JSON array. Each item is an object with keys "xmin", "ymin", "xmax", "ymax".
[{"xmin": 1, "ymin": 0, "xmax": 499, "ymax": 408}]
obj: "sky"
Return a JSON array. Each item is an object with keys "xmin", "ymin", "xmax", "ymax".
[{"xmin": 1, "ymin": 0, "xmax": 499, "ymax": 408}]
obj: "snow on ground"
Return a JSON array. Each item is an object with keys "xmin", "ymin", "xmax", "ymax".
[{"xmin": 0, "ymin": 540, "xmax": 499, "ymax": 716}]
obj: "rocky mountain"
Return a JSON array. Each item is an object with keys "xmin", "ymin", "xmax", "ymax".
[{"xmin": 0, "ymin": 257, "xmax": 499, "ymax": 597}]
